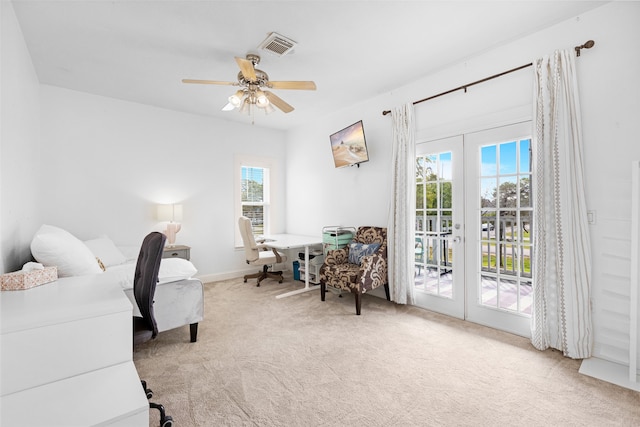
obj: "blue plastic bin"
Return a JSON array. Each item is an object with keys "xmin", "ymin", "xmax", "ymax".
[{"xmin": 292, "ymin": 261, "xmax": 300, "ymax": 281}]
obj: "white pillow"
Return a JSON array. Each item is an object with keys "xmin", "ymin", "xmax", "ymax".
[
  {"xmin": 116, "ymin": 245, "xmax": 141, "ymax": 262},
  {"xmin": 84, "ymin": 236, "xmax": 127, "ymax": 267},
  {"xmin": 30, "ymin": 224, "xmax": 103, "ymax": 277},
  {"xmin": 158, "ymin": 258, "xmax": 198, "ymax": 284}
]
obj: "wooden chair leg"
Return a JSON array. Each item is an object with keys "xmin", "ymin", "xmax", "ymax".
[
  {"xmin": 320, "ymin": 282, "xmax": 326, "ymax": 301},
  {"xmin": 354, "ymin": 293, "xmax": 361, "ymax": 315}
]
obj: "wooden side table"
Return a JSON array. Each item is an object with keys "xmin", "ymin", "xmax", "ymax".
[{"xmin": 162, "ymin": 245, "xmax": 191, "ymax": 260}]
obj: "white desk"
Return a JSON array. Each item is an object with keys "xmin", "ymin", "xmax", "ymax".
[{"xmin": 262, "ymin": 233, "xmax": 323, "ymax": 299}]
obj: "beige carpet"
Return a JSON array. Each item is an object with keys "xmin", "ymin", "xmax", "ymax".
[{"xmin": 134, "ymin": 276, "xmax": 640, "ymax": 426}]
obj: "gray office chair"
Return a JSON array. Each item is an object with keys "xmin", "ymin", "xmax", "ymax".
[
  {"xmin": 238, "ymin": 216, "xmax": 288, "ymax": 286},
  {"xmin": 133, "ymin": 231, "xmax": 174, "ymax": 427}
]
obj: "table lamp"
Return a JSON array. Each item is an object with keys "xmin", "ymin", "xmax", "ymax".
[{"xmin": 157, "ymin": 204, "xmax": 183, "ymax": 247}]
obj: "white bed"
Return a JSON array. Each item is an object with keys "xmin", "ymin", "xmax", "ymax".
[
  {"xmin": 105, "ymin": 256, "xmax": 204, "ymax": 342},
  {"xmin": 30, "ymin": 225, "xmax": 204, "ymax": 342}
]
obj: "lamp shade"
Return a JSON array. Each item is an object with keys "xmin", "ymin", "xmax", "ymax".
[{"xmin": 157, "ymin": 204, "xmax": 183, "ymax": 222}]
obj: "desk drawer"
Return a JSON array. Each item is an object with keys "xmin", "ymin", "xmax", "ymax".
[{"xmin": 1, "ymin": 310, "xmax": 131, "ymax": 396}]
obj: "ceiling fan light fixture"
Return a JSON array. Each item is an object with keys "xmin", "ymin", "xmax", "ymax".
[
  {"xmin": 221, "ymin": 102, "xmax": 235, "ymax": 111},
  {"xmin": 239, "ymin": 98, "xmax": 251, "ymax": 115},
  {"xmin": 228, "ymin": 90, "xmax": 245, "ymax": 107},
  {"xmin": 255, "ymin": 90, "xmax": 269, "ymax": 108},
  {"xmin": 263, "ymin": 103, "xmax": 276, "ymax": 115}
]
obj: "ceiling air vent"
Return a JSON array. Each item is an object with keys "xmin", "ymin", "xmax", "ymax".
[{"xmin": 258, "ymin": 32, "xmax": 297, "ymax": 57}]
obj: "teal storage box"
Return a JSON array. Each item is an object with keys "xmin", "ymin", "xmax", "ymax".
[{"xmin": 322, "ymin": 226, "xmax": 355, "ymax": 255}]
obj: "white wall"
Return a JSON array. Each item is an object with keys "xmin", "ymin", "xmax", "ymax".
[
  {"xmin": 285, "ymin": 1, "xmax": 640, "ymax": 370},
  {"xmin": 285, "ymin": 104, "xmax": 393, "ymax": 234},
  {"xmin": 39, "ymin": 85, "xmax": 287, "ymax": 279},
  {"xmin": 0, "ymin": 1, "xmax": 42, "ymax": 273}
]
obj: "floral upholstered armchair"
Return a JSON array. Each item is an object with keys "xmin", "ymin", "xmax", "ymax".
[{"xmin": 319, "ymin": 226, "xmax": 390, "ymax": 315}]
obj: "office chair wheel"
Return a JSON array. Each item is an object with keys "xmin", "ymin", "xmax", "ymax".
[
  {"xmin": 161, "ymin": 415, "xmax": 174, "ymax": 427},
  {"xmin": 141, "ymin": 380, "xmax": 153, "ymax": 398},
  {"xmin": 243, "ymin": 278, "xmax": 247, "ymax": 283},
  {"xmin": 279, "ymin": 279, "xmax": 283, "ymax": 283}
]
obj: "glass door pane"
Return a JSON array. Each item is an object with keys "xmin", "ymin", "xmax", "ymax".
[
  {"xmin": 465, "ymin": 121, "xmax": 533, "ymax": 337},
  {"xmin": 414, "ymin": 135, "xmax": 464, "ymax": 319}
]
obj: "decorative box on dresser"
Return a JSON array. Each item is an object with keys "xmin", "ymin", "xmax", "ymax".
[{"xmin": 0, "ymin": 274, "xmax": 149, "ymax": 426}]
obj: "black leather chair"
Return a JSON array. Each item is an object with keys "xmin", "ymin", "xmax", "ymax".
[{"xmin": 133, "ymin": 232, "xmax": 174, "ymax": 427}]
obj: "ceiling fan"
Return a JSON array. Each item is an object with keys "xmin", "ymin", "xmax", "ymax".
[{"xmin": 182, "ymin": 54, "xmax": 316, "ymax": 115}]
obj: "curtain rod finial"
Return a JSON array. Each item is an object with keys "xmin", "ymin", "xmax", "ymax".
[{"xmin": 575, "ymin": 39, "xmax": 595, "ymax": 57}]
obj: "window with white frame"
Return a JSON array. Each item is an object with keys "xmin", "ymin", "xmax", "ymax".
[{"xmin": 235, "ymin": 156, "xmax": 272, "ymax": 246}]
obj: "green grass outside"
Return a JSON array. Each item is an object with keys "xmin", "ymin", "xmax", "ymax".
[{"xmin": 482, "ymin": 254, "xmax": 531, "ymax": 273}]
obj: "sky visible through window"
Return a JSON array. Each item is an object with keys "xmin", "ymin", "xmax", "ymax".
[
  {"xmin": 423, "ymin": 139, "xmax": 530, "ymax": 186},
  {"xmin": 242, "ymin": 166, "xmax": 265, "ymax": 203},
  {"xmin": 481, "ymin": 139, "xmax": 531, "ymax": 199},
  {"xmin": 481, "ymin": 139, "xmax": 530, "ymax": 174},
  {"xmin": 242, "ymin": 167, "xmax": 263, "ymax": 184}
]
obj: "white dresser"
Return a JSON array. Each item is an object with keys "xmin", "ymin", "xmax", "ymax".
[{"xmin": 0, "ymin": 275, "xmax": 148, "ymax": 426}]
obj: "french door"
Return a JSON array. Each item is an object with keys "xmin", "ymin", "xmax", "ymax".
[
  {"xmin": 414, "ymin": 135, "xmax": 465, "ymax": 319},
  {"xmin": 414, "ymin": 122, "xmax": 533, "ymax": 337}
]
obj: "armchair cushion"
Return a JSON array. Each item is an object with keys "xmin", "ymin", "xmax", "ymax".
[
  {"xmin": 322, "ymin": 262, "xmax": 360, "ymax": 288},
  {"xmin": 348, "ymin": 242, "xmax": 380, "ymax": 265}
]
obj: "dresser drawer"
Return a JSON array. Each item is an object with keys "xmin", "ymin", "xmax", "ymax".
[{"xmin": 162, "ymin": 245, "xmax": 190, "ymax": 260}]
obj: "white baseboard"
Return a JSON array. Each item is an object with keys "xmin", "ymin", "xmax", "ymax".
[
  {"xmin": 196, "ymin": 271, "xmax": 244, "ymax": 284},
  {"xmin": 579, "ymin": 357, "xmax": 640, "ymax": 391},
  {"xmin": 196, "ymin": 263, "xmax": 290, "ymax": 284}
]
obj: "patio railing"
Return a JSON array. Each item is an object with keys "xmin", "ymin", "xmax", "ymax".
[{"xmin": 415, "ymin": 214, "xmax": 532, "ymax": 278}]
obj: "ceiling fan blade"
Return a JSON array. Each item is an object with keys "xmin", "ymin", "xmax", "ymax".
[
  {"xmin": 269, "ymin": 81, "xmax": 317, "ymax": 90},
  {"xmin": 265, "ymin": 91, "xmax": 294, "ymax": 113},
  {"xmin": 182, "ymin": 79, "xmax": 236, "ymax": 86},
  {"xmin": 235, "ymin": 57, "xmax": 257, "ymax": 81}
]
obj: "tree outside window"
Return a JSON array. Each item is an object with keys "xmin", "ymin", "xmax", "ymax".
[{"xmin": 241, "ymin": 166, "xmax": 269, "ymax": 236}]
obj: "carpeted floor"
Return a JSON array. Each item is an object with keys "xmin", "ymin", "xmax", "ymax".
[{"xmin": 134, "ymin": 275, "xmax": 640, "ymax": 426}]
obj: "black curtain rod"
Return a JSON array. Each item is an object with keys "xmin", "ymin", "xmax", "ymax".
[{"xmin": 382, "ymin": 39, "xmax": 595, "ymax": 116}]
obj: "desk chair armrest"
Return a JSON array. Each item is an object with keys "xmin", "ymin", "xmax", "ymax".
[
  {"xmin": 271, "ymin": 248, "xmax": 283, "ymax": 263},
  {"xmin": 255, "ymin": 244, "xmax": 283, "ymax": 263}
]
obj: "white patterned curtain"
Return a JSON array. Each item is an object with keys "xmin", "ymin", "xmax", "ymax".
[
  {"xmin": 531, "ymin": 50, "xmax": 593, "ymax": 358},
  {"xmin": 388, "ymin": 103, "xmax": 416, "ymax": 305}
]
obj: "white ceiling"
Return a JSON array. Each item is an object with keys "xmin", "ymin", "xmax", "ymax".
[{"xmin": 11, "ymin": 1, "xmax": 606, "ymax": 130}]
